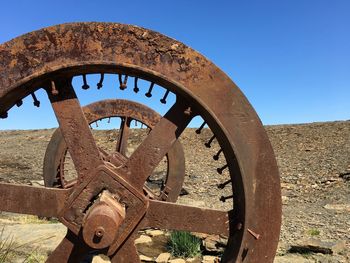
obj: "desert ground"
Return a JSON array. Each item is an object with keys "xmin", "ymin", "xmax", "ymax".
[{"xmin": 0, "ymin": 120, "xmax": 349, "ymax": 262}]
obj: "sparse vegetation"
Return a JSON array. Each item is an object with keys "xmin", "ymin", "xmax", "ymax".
[
  {"xmin": 0, "ymin": 227, "xmax": 47, "ymax": 263},
  {"xmin": 23, "ymin": 249, "xmax": 47, "ymax": 263},
  {"xmin": 167, "ymin": 231, "xmax": 201, "ymax": 258},
  {"xmin": 308, "ymin": 228, "xmax": 320, "ymax": 236},
  {"xmin": 0, "ymin": 228, "xmax": 16, "ymax": 262},
  {"xmin": 0, "ymin": 214, "xmax": 50, "ymax": 225}
]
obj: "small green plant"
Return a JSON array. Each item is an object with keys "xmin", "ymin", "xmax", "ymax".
[
  {"xmin": 167, "ymin": 231, "xmax": 201, "ymax": 258},
  {"xmin": 0, "ymin": 227, "xmax": 16, "ymax": 263},
  {"xmin": 23, "ymin": 249, "xmax": 47, "ymax": 263},
  {"xmin": 308, "ymin": 228, "xmax": 320, "ymax": 236}
]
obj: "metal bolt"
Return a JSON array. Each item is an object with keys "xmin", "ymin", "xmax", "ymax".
[
  {"xmin": 145, "ymin": 82, "xmax": 154, "ymax": 98},
  {"xmin": 196, "ymin": 121, "xmax": 206, "ymax": 134},
  {"xmin": 16, "ymin": 100, "xmax": 23, "ymax": 107},
  {"xmin": 217, "ymin": 164, "xmax": 228, "ymax": 174},
  {"xmin": 213, "ymin": 149, "xmax": 223, "ymax": 160},
  {"xmin": 97, "ymin": 73, "xmax": 104, "ymax": 89},
  {"xmin": 184, "ymin": 107, "xmax": 192, "ymax": 116},
  {"xmin": 82, "ymin": 74, "xmax": 90, "ymax": 90},
  {"xmin": 247, "ymin": 228, "xmax": 260, "ymax": 240},
  {"xmin": 31, "ymin": 93, "xmax": 40, "ymax": 107},
  {"xmin": 220, "ymin": 194, "xmax": 234, "ymax": 202},
  {"xmin": 95, "ymin": 227, "xmax": 105, "ymax": 237},
  {"xmin": 160, "ymin": 90, "xmax": 170, "ymax": 104},
  {"xmin": 51, "ymin": 80, "xmax": 59, "ymax": 95},
  {"xmin": 0, "ymin": 112, "xmax": 8, "ymax": 119},
  {"xmin": 133, "ymin": 77, "xmax": 140, "ymax": 93},
  {"xmin": 205, "ymin": 135, "xmax": 215, "ymax": 148}
]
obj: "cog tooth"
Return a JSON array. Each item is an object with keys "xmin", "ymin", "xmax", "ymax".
[
  {"xmin": 205, "ymin": 135, "xmax": 215, "ymax": 148},
  {"xmin": 220, "ymin": 194, "xmax": 234, "ymax": 202},
  {"xmin": 213, "ymin": 149, "xmax": 223, "ymax": 160},
  {"xmin": 82, "ymin": 74, "xmax": 90, "ymax": 90},
  {"xmin": 217, "ymin": 164, "xmax": 228, "ymax": 174},
  {"xmin": 31, "ymin": 93, "xmax": 40, "ymax": 107},
  {"xmin": 119, "ymin": 74, "xmax": 128, "ymax": 90},
  {"xmin": 0, "ymin": 111, "xmax": 8, "ymax": 119},
  {"xmin": 16, "ymin": 100, "xmax": 23, "ymax": 107},
  {"xmin": 160, "ymin": 90, "xmax": 170, "ymax": 104},
  {"xmin": 195, "ymin": 121, "xmax": 206, "ymax": 134},
  {"xmin": 145, "ymin": 82, "xmax": 155, "ymax": 98},
  {"xmin": 217, "ymin": 179, "xmax": 231, "ymax": 189},
  {"xmin": 133, "ymin": 77, "xmax": 140, "ymax": 93},
  {"xmin": 50, "ymin": 80, "xmax": 59, "ymax": 95},
  {"xmin": 97, "ymin": 73, "xmax": 104, "ymax": 89}
]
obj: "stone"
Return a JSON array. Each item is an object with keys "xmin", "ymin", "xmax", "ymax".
[
  {"xmin": 202, "ymin": 235, "xmax": 226, "ymax": 253},
  {"xmin": 186, "ymin": 258, "xmax": 201, "ymax": 263},
  {"xmin": 135, "ymin": 234, "xmax": 153, "ymax": 245},
  {"xmin": 289, "ymin": 239, "xmax": 347, "ymax": 254},
  {"xmin": 324, "ymin": 204, "xmax": 350, "ymax": 212},
  {"xmin": 202, "ymin": 255, "xmax": 219, "ymax": 263},
  {"xmin": 156, "ymin": 252, "xmax": 171, "ymax": 263},
  {"xmin": 282, "ymin": 195, "xmax": 289, "ymax": 204},
  {"xmin": 140, "ymin": 254, "xmax": 154, "ymax": 262},
  {"xmin": 169, "ymin": 259, "xmax": 186, "ymax": 263},
  {"xmin": 30, "ymin": 180, "xmax": 45, "ymax": 186},
  {"xmin": 339, "ymin": 171, "xmax": 350, "ymax": 181},
  {"xmin": 180, "ymin": 188, "xmax": 189, "ymax": 196},
  {"xmin": 274, "ymin": 254, "xmax": 311, "ymax": 263},
  {"xmin": 145, "ymin": 229, "xmax": 166, "ymax": 237},
  {"xmin": 92, "ymin": 254, "xmax": 111, "ymax": 263}
]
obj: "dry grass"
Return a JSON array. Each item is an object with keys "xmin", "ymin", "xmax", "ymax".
[
  {"xmin": 0, "ymin": 226, "xmax": 49, "ymax": 263},
  {"xmin": 0, "ymin": 214, "xmax": 51, "ymax": 225}
]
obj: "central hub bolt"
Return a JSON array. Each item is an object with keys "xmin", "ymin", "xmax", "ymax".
[
  {"xmin": 82, "ymin": 191, "xmax": 126, "ymax": 249},
  {"xmin": 95, "ymin": 227, "xmax": 105, "ymax": 237}
]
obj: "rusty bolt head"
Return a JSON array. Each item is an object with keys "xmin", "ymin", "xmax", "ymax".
[
  {"xmin": 95, "ymin": 226, "xmax": 105, "ymax": 237},
  {"xmin": 82, "ymin": 191, "xmax": 126, "ymax": 249},
  {"xmin": 184, "ymin": 107, "xmax": 192, "ymax": 115}
]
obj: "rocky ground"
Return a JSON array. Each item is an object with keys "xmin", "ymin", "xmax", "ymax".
[{"xmin": 0, "ymin": 120, "xmax": 349, "ymax": 262}]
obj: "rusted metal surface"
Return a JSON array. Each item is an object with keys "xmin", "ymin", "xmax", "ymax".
[
  {"xmin": 43, "ymin": 99, "xmax": 186, "ymax": 202},
  {"xmin": 142, "ymin": 200, "xmax": 231, "ymax": 236},
  {"xmin": 47, "ymin": 78, "xmax": 104, "ymax": 184},
  {"xmin": 82, "ymin": 191, "xmax": 126, "ymax": 249},
  {"xmin": 0, "ymin": 182, "xmax": 71, "ymax": 217},
  {"xmin": 122, "ymin": 99, "xmax": 195, "ymax": 190},
  {"xmin": 0, "ymin": 23, "xmax": 281, "ymax": 262}
]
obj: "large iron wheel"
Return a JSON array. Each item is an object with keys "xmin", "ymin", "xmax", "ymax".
[{"xmin": 0, "ymin": 23, "xmax": 281, "ymax": 262}]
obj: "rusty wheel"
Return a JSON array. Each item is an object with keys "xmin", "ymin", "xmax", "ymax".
[
  {"xmin": 0, "ymin": 23, "xmax": 281, "ymax": 262},
  {"xmin": 43, "ymin": 99, "xmax": 185, "ymax": 202}
]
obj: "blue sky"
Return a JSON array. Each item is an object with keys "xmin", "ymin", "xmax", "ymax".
[{"xmin": 0, "ymin": 1, "xmax": 349, "ymax": 129}]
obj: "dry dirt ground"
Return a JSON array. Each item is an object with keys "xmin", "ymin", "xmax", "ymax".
[{"xmin": 0, "ymin": 120, "xmax": 349, "ymax": 262}]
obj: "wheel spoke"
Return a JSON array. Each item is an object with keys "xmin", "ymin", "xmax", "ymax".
[
  {"xmin": 116, "ymin": 117, "xmax": 131, "ymax": 156},
  {"xmin": 47, "ymin": 78, "xmax": 103, "ymax": 181},
  {"xmin": 0, "ymin": 182, "xmax": 71, "ymax": 217},
  {"xmin": 46, "ymin": 230, "xmax": 91, "ymax": 263},
  {"xmin": 124, "ymin": 100, "xmax": 194, "ymax": 189},
  {"xmin": 142, "ymin": 200, "xmax": 231, "ymax": 236}
]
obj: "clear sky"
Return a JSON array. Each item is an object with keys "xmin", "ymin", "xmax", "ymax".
[{"xmin": 0, "ymin": 0, "xmax": 349, "ymax": 129}]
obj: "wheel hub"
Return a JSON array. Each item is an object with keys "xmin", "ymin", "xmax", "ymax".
[
  {"xmin": 82, "ymin": 190, "xmax": 125, "ymax": 249},
  {"xmin": 59, "ymin": 164, "xmax": 148, "ymax": 254}
]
